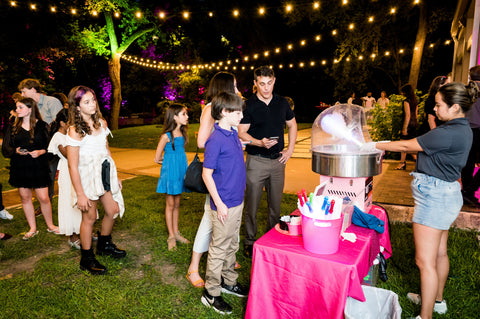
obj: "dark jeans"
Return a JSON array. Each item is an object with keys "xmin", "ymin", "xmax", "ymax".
[{"xmin": 461, "ymin": 127, "xmax": 480, "ymax": 195}]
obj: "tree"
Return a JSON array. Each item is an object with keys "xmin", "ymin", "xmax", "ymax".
[{"xmin": 68, "ymin": 0, "xmax": 160, "ymax": 129}]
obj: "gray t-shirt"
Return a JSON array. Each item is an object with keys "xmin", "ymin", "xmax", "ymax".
[{"xmin": 416, "ymin": 118, "xmax": 472, "ymax": 182}]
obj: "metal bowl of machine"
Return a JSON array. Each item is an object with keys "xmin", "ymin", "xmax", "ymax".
[{"xmin": 311, "ymin": 144, "xmax": 383, "ymax": 177}]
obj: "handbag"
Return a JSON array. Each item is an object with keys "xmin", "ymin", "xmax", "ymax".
[{"xmin": 184, "ymin": 150, "xmax": 209, "ymax": 193}]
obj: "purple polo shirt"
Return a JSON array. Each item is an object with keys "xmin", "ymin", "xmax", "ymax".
[{"xmin": 204, "ymin": 123, "xmax": 246, "ymax": 211}]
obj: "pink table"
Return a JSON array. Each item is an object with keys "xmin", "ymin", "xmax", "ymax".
[{"xmin": 245, "ymin": 205, "xmax": 391, "ymax": 319}]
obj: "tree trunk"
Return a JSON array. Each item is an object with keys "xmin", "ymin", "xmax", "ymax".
[
  {"xmin": 108, "ymin": 55, "xmax": 121, "ymax": 130},
  {"xmin": 408, "ymin": 4, "xmax": 428, "ymax": 90}
]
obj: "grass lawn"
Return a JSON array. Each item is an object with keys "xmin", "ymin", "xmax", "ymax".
[
  {"xmin": 108, "ymin": 123, "xmax": 313, "ymax": 153},
  {"xmin": 1, "ymin": 123, "xmax": 478, "ymax": 318},
  {"xmin": 0, "ymin": 175, "xmax": 479, "ymax": 318}
]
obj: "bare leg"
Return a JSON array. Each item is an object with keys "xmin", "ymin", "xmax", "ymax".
[
  {"xmin": 18, "ymin": 188, "xmax": 36, "ymax": 232},
  {"xmin": 79, "ymin": 201, "xmax": 99, "ymax": 250},
  {"xmin": 35, "ymin": 187, "xmax": 56, "ymax": 230},
  {"xmin": 165, "ymin": 194, "xmax": 176, "ymax": 238},
  {"xmin": 436, "ymin": 230, "xmax": 450, "ymax": 301},
  {"xmin": 99, "ymin": 191, "xmax": 120, "ymax": 235},
  {"xmin": 414, "ymin": 223, "xmax": 443, "ymax": 319},
  {"xmin": 172, "ymin": 194, "xmax": 181, "ymax": 235}
]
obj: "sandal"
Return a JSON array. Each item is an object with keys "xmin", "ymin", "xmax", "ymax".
[
  {"xmin": 22, "ymin": 230, "xmax": 39, "ymax": 240},
  {"xmin": 395, "ymin": 162, "xmax": 406, "ymax": 170},
  {"xmin": 186, "ymin": 270, "xmax": 205, "ymax": 288},
  {"xmin": 167, "ymin": 237, "xmax": 177, "ymax": 251},
  {"xmin": 174, "ymin": 232, "xmax": 190, "ymax": 244},
  {"xmin": 234, "ymin": 261, "xmax": 241, "ymax": 269},
  {"xmin": 47, "ymin": 227, "xmax": 61, "ymax": 235}
]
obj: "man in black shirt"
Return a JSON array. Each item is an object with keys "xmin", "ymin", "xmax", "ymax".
[{"xmin": 238, "ymin": 66, "xmax": 297, "ymax": 257}]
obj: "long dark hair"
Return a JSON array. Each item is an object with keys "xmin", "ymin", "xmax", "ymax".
[
  {"xmin": 67, "ymin": 86, "xmax": 103, "ymax": 137},
  {"xmin": 428, "ymin": 76, "xmax": 448, "ymax": 97},
  {"xmin": 438, "ymin": 81, "xmax": 479, "ymax": 114},
  {"xmin": 400, "ymin": 84, "xmax": 418, "ymax": 106},
  {"xmin": 13, "ymin": 97, "xmax": 42, "ymax": 138},
  {"xmin": 162, "ymin": 103, "xmax": 188, "ymax": 150},
  {"xmin": 49, "ymin": 108, "xmax": 69, "ymax": 137},
  {"xmin": 206, "ymin": 72, "xmax": 236, "ymax": 102}
]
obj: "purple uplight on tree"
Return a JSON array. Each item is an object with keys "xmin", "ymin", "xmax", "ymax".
[
  {"xmin": 98, "ymin": 76, "xmax": 112, "ymax": 110},
  {"xmin": 163, "ymin": 84, "xmax": 177, "ymax": 101}
]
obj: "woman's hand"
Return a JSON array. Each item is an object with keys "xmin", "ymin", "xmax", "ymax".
[
  {"xmin": 16, "ymin": 147, "xmax": 28, "ymax": 155},
  {"xmin": 402, "ymin": 128, "xmax": 408, "ymax": 136},
  {"xmin": 76, "ymin": 194, "xmax": 92, "ymax": 212},
  {"xmin": 28, "ymin": 150, "xmax": 45, "ymax": 158}
]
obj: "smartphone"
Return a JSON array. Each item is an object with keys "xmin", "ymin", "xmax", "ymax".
[
  {"xmin": 19, "ymin": 148, "xmax": 28, "ymax": 153},
  {"xmin": 269, "ymin": 136, "xmax": 279, "ymax": 140}
]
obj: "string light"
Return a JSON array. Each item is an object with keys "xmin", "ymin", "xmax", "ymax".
[
  {"xmin": 183, "ymin": 11, "xmax": 189, "ymax": 19},
  {"xmin": 114, "ymin": 12, "xmax": 120, "ymax": 18},
  {"xmin": 159, "ymin": 11, "xmax": 166, "ymax": 19},
  {"xmin": 30, "ymin": 4, "xmax": 36, "ymax": 10},
  {"xmin": 50, "ymin": 6, "xmax": 56, "ymax": 12},
  {"xmin": 136, "ymin": 11, "xmax": 142, "ymax": 18},
  {"xmin": 10, "ymin": 1, "xmax": 16, "ymax": 7},
  {"xmin": 332, "ymin": 30, "xmax": 337, "ymax": 36},
  {"xmin": 259, "ymin": 7, "xmax": 265, "ymax": 15},
  {"xmin": 315, "ymin": 35, "xmax": 321, "ymax": 41},
  {"xmin": 71, "ymin": 8, "xmax": 77, "ymax": 15},
  {"xmin": 342, "ymin": 0, "xmax": 348, "ymax": 5},
  {"xmin": 390, "ymin": 7, "xmax": 396, "ymax": 14},
  {"xmin": 313, "ymin": 2, "xmax": 320, "ymax": 9},
  {"xmin": 92, "ymin": 10, "xmax": 98, "ymax": 16},
  {"xmin": 233, "ymin": 9, "xmax": 239, "ymax": 17},
  {"xmin": 208, "ymin": 11, "xmax": 213, "ymax": 17},
  {"xmin": 285, "ymin": 4, "xmax": 293, "ymax": 13},
  {"xmin": 413, "ymin": 0, "xmax": 420, "ymax": 4},
  {"xmin": 368, "ymin": 16, "xmax": 374, "ymax": 22},
  {"xmin": 349, "ymin": 23, "xmax": 354, "ymax": 30}
]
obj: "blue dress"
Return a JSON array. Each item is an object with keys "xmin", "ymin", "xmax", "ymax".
[{"xmin": 156, "ymin": 132, "xmax": 190, "ymax": 195}]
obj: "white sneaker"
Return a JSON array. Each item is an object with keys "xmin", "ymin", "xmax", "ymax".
[
  {"xmin": 0, "ymin": 209, "xmax": 13, "ymax": 220},
  {"xmin": 407, "ymin": 292, "xmax": 447, "ymax": 314},
  {"xmin": 434, "ymin": 300, "xmax": 447, "ymax": 314}
]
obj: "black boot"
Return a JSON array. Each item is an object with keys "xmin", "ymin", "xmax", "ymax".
[
  {"xmin": 96, "ymin": 231, "xmax": 127, "ymax": 258},
  {"xmin": 80, "ymin": 248, "xmax": 106, "ymax": 275},
  {"xmin": 378, "ymin": 252, "xmax": 388, "ymax": 282}
]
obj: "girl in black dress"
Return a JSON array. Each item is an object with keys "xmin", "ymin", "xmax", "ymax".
[
  {"xmin": 7, "ymin": 97, "xmax": 59, "ymax": 239},
  {"xmin": 396, "ymin": 84, "xmax": 419, "ymax": 170}
]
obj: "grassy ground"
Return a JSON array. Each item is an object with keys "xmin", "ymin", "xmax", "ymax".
[
  {"xmin": 108, "ymin": 123, "xmax": 313, "ymax": 153},
  {"xmin": 1, "ymin": 124, "xmax": 479, "ymax": 318},
  {"xmin": 0, "ymin": 175, "xmax": 479, "ymax": 318}
]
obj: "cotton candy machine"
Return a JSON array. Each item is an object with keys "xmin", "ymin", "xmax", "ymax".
[{"xmin": 311, "ymin": 104, "xmax": 383, "ymax": 212}]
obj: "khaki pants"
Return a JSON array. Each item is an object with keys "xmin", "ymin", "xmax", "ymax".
[
  {"xmin": 244, "ymin": 154, "xmax": 285, "ymax": 246},
  {"xmin": 205, "ymin": 202, "xmax": 244, "ymax": 296}
]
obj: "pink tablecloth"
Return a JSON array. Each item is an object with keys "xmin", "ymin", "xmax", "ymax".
[{"xmin": 245, "ymin": 205, "xmax": 391, "ymax": 319}]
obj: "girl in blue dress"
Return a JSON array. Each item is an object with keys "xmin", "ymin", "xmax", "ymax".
[{"xmin": 155, "ymin": 104, "xmax": 191, "ymax": 251}]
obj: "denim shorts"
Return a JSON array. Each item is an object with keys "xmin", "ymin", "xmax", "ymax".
[{"xmin": 410, "ymin": 172, "xmax": 462, "ymax": 230}]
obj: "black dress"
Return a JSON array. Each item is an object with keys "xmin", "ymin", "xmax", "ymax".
[{"xmin": 8, "ymin": 120, "xmax": 51, "ymax": 188}]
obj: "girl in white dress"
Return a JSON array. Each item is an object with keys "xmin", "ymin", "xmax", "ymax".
[
  {"xmin": 48, "ymin": 109, "xmax": 82, "ymax": 249},
  {"xmin": 66, "ymin": 86, "xmax": 126, "ymax": 275}
]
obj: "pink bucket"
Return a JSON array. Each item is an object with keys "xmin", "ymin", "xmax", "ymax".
[{"xmin": 301, "ymin": 214, "xmax": 342, "ymax": 254}]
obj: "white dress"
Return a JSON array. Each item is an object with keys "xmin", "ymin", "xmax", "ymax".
[
  {"xmin": 48, "ymin": 132, "xmax": 82, "ymax": 236},
  {"xmin": 65, "ymin": 124, "xmax": 125, "ymax": 218}
]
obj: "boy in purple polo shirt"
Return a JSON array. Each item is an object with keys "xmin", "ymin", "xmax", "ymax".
[{"xmin": 201, "ymin": 92, "xmax": 249, "ymax": 315}]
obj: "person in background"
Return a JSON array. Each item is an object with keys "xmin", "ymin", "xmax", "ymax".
[
  {"xmin": 0, "ymin": 183, "xmax": 13, "ymax": 220},
  {"xmin": 201, "ymin": 92, "xmax": 248, "ymax": 315},
  {"xmin": 66, "ymin": 86, "xmax": 126, "ymax": 275},
  {"xmin": 187, "ymin": 71, "xmax": 241, "ymax": 288},
  {"xmin": 238, "ymin": 66, "xmax": 297, "ymax": 257},
  {"xmin": 377, "ymin": 91, "xmax": 390, "ymax": 109},
  {"xmin": 52, "ymin": 92, "xmax": 69, "ymax": 109},
  {"xmin": 347, "ymin": 92, "xmax": 355, "ymax": 104},
  {"xmin": 284, "ymin": 96, "xmax": 295, "ymax": 111},
  {"xmin": 461, "ymin": 65, "xmax": 480, "ymax": 206},
  {"xmin": 5, "ymin": 97, "xmax": 59, "ymax": 239},
  {"xmin": 424, "ymin": 76, "xmax": 449, "ymax": 130},
  {"xmin": 154, "ymin": 104, "xmax": 190, "ymax": 251},
  {"xmin": 48, "ymin": 109, "xmax": 82, "ymax": 249},
  {"xmin": 18, "ymin": 79, "xmax": 63, "ymax": 216},
  {"xmin": 363, "ymin": 81, "xmax": 479, "ymax": 319},
  {"xmin": 396, "ymin": 84, "xmax": 418, "ymax": 170},
  {"xmin": 9, "ymin": 92, "xmax": 22, "ymax": 122}
]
